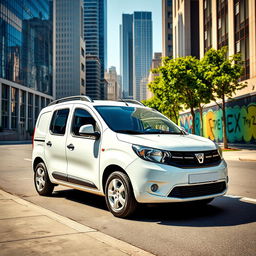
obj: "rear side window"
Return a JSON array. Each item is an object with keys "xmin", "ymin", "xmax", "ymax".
[{"xmin": 50, "ymin": 109, "xmax": 69, "ymax": 135}]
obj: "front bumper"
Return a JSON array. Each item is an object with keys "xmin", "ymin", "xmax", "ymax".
[{"xmin": 125, "ymin": 158, "xmax": 228, "ymax": 203}]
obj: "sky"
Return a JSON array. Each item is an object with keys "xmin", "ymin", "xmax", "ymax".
[{"xmin": 107, "ymin": 0, "xmax": 162, "ymax": 74}]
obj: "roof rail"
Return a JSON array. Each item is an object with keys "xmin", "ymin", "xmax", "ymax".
[
  {"xmin": 48, "ymin": 96, "xmax": 94, "ymax": 106},
  {"xmin": 118, "ymin": 99, "xmax": 145, "ymax": 106}
]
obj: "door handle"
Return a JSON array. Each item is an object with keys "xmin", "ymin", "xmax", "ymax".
[
  {"xmin": 67, "ymin": 143, "xmax": 75, "ymax": 150},
  {"xmin": 46, "ymin": 141, "xmax": 52, "ymax": 147}
]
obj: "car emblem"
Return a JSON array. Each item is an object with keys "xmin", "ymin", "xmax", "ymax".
[{"xmin": 195, "ymin": 153, "xmax": 204, "ymax": 164}]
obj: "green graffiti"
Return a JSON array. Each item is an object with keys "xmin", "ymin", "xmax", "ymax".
[{"xmin": 180, "ymin": 103, "xmax": 256, "ymax": 143}]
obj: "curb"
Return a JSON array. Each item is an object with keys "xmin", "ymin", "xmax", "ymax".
[
  {"xmin": 0, "ymin": 189, "xmax": 154, "ymax": 256},
  {"xmin": 239, "ymin": 158, "xmax": 256, "ymax": 162}
]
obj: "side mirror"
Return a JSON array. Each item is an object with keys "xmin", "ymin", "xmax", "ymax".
[{"xmin": 79, "ymin": 124, "xmax": 100, "ymax": 140}]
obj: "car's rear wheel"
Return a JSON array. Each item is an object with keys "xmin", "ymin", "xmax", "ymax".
[
  {"xmin": 34, "ymin": 162, "xmax": 54, "ymax": 196},
  {"xmin": 105, "ymin": 171, "xmax": 137, "ymax": 218}
]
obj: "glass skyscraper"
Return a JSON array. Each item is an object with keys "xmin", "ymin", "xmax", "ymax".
[
  {"xmin": 120, "ymin": 14, "xmax": 133, "ymax": 98},
  {"xmin": 133, "ymin": 12, "xmax": 152, "ymax": 101},
  {"xmin": 120, "ymin": 12, "xmax": 152, "ymax": 101},
  {"xmin": 83, "ymin": 0, "xmax": 107, "ymax": 100},
  {"xmin": 0, "ymin": 0, "xmax": 54, "ymax": 136}
]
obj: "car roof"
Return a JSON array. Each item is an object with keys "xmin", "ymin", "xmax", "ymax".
[{"xmin": 40, "ymin": 99, "xmax": 148, "ymax": 113}]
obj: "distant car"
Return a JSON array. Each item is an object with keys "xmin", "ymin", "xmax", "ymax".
[{"xmin": 32, "ymin": 96, "xmax": 228, "ymax": 218}]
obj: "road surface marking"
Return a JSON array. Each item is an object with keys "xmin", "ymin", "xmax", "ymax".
[
  {"xmin": 24, "ymin": 158, "xmax": 32, "ymax": 162},
  {"xmin": 225, "ymin": 195, "xmax": 256, "ymax": 204}
]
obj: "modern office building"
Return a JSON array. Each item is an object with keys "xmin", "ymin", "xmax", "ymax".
[
  {"xmin": 199, "ymin": 0, "xmax": 255, "ymax": 88},
  {"xmin": 120, "ymin": 14, "xmax": 133, "ymax": 98},
  {"xmin": 83, "ymin": 0, "xmax": 107, "ymax": 100},
  {"xmin": 85, "ymin": 55, "xmax": 101, "ymax": 99},
  {"xmin": 105, "ymin": 66, "xmax": 120, "ymax": 101},
  {"xmin": 162, "ymin": 0, "xmax": 173, "ymax": 58},
  {"xmin": 55, "ymin": 0, "xmax": 85, "ymax": 99},
  {"xmin": 172, "ymin": 0, "xmax": 200, "ymax": 58},
  {"xmin": 0, "ymin": 0, "xmax": 54, "ymax": 139},
  {"xmin": 147, "ymin": 52, "xmax": 162, "ymax": 99},
  {"xmin": 133, "ymin": 12, "xmax": 153, "ymax": 101},
  {"xmin": 178, "ymin": 0, "xmax": 256, "ymax": 144}
]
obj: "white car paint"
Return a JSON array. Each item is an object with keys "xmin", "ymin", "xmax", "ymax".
[{"xmin": 32, "ymin": 99, "xmax": 228, "ymax": 205}]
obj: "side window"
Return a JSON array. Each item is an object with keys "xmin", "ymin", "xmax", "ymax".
[
  {"xmin": 72, "ymin": 108, "xmax": 97, "ymax": 136},
  {"xmin": 50, "ymin": 109, "xmax": 69, "ymax": 135}
]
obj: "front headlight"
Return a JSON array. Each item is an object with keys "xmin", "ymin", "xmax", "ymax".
[{"xmin": 132, "ymin": 145, "xmax": 171, "ymax": 163}]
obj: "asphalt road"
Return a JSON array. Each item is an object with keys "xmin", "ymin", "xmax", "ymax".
[{"xmin": 0, "ymin": 144, "xmax": 255, "ymax": 256}]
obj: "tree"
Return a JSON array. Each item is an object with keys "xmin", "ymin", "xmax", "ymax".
[
  {"xmin": 202, "ymin": 47, "xmax": 246, "ymax": 148},
  {"xmin": 146, "ymin": 56, "xmax": 213, "ymax": 134},
  {"xmin": 154, "ymin": 57, "xmax": 203, "ymax": 133},
  {"xmin": 145, "ymin": 75, "xmax": 182, "ymax": 124}
]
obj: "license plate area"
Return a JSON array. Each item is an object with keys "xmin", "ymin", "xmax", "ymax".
[{"xmin": 189, "ymin": 172, "xmax": 219, "ymax": 184}]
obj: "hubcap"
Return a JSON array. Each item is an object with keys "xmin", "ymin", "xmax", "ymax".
[
  {"xmin": 35, "ymin": 167, "xmax": 46, "ymax": 192},
  {"xmin": 107, "ymin": 178, "xmax": 126, "ymax": 212}
]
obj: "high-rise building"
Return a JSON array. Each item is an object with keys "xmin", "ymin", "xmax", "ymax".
[
  {"xmin": 199, "ymin": 0, "xmax": 255, "ymax": 85},
  {"xmin": 0, "ymin": 0, "xmax": 54, "ymax": 137},
  {"xmin": 172, "ymin": 0, "xmax": 200, "ymax": 58},
  {"xmin": 133, "ymin": 12, "xmax": 153, "ymax": 101},
  {"xmin": 85, "ymin": 56, "xmax": 101, "ymax": 99},
  {"xmin": 105, "ymin": 66, "xmax": 120, "ymax": 101},
  {"xmin": 162, "ymin": 0, "xmax": 173, "ymax": 58},
  {"xmin": 83, "ymin": 0, "xmax": 107, "ymax": 100},
  {"xmin": 120, "ymin": 14, "xmax": 133, "ymax": 98},
  {"xmin": 55, "ymin": 0, "xmax": 85, "ymax": 99},
  {"xmin": 147, "ymin": 52, "xmax": 162, "ymax": 99}
]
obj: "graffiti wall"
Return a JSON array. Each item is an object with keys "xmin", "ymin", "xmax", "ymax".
[{"xmin": 179, "ymin": 95, "xmax": 256, "ymax": 144}]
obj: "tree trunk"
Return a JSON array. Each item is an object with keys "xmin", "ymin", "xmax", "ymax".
[
  {"xmin": 199, "ymin": 104, "xmax": 204, "ymax": 136},
  {"xmin": 222, "ymin": 96, "xmax": 228, "ymax": 149},
  {"xmin": 190, "ymin": 107, "xmax": 195, "ymax": 134}
]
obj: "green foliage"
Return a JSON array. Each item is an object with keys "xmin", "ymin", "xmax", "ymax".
[
  {"xmin": 146, "ymin": 46, "xmax": 246, "ymax": 143},
  {"xmin": 202, "ymin": 46, "xmax": 246, "ymax": 101},
  {"xmin": 202, "ymin": 46, "xmax": 246, "ymax": 148}
]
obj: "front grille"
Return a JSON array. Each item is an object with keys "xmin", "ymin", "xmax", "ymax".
[
  {"xmin": 165, "ymin": 150, "xmax": 221, "ymax": 168},
  {"xmin": 168, "ymin": 181, "xmax": 226, "ymax": 198}
]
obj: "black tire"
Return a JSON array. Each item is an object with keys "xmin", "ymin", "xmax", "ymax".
[
  {"xmin": 34, "ymin": 162, "xmax": 54, "ymax": 196},
  {"xmin": 105, "ymin": 171, "xmax": 137, "ymax": 218}
]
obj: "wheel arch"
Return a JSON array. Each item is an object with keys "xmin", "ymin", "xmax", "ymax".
[
  {"xmin": 33, "ymin": 157, "xmax": 45, "ymax": 172},
  {"xmin": 102, "ymin": 164, "xmax": 129, "ymax": 193}
]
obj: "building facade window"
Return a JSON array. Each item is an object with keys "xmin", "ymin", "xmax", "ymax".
[
  {"xmin": 1, "ymin": 84, "xmax": 9, "ymax": 129},
  {"xmin": 28, "ymin": 93, "xmax": 33, "ymax": 130},
  {"xmin": 217, "ymin": 0, "xmax": 228, "ymax": 49},
  {"xmin": 11, "ymin": 87, "xmax": 18, "ymax": 129},
  {"xmin": 20, "ymin": 90, "xmax": 26, "ymax": 125},
  {"xmin": 234, "ymin": 0, "xmax": 249, "ymax": 80},
  {"xmin": 203, "ymin": 0, "xmax": 212, "ymax": 52}
]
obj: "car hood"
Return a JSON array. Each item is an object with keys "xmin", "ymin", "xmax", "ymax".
[{"xmin": 116, "ymin": 133, "xmax": 217, "ymax": 151}]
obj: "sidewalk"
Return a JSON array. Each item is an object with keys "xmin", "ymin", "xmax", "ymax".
[
  {"xmin": 223, "ymin": 150, "xmax": 256, "ymax": 161},
  {"xmin": 0, "ymin": 189, "xmax": 154, "ymax": 256}
]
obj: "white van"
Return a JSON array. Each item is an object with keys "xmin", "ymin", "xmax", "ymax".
[{"xmin": 32, "ymin": 96, "xmax": 228, "ymax": 218}]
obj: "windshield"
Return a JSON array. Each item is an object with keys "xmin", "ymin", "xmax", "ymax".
[{"xmin": 95, "ymin": 106, "xmax": 183, "ymax": 135}]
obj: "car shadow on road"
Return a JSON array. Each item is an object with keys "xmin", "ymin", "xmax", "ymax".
[
  {"xmin": 52, "ymin": 188, "xmax": 108, "ymax": 210},
  {"xmin": 51, "ymin": 189, "xmax": 256, "ymax": 227},
  {"xmin": 134, "ymin": 196, "xmax": 256, "ymax": 227}
]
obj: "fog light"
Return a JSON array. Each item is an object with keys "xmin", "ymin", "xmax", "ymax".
[{"xmin": 151, "ymin": 184, "xmax": 158, "ymax": 192}]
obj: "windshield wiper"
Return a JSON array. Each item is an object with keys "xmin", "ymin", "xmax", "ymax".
[{"xmin": 115, "ymin": 130, "xmax": 144, "ymax": 134}]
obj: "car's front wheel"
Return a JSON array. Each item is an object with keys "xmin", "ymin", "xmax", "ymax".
[
  {"xmin": 34, "ymin": 162, "xmax": 54, "ymax": 196},
  {"xmin": 105, "ymin": 171, "xmax": 137, "ymax": 218}
]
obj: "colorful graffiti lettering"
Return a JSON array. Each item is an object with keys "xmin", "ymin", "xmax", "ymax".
[{"xmin": 179, "ymin": 98, "xmax": 256, "ymax": 144}]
